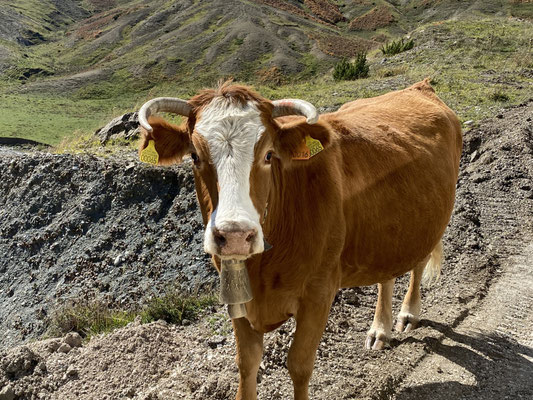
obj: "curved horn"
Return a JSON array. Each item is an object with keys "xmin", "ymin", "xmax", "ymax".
[
  {"xmin": 272, "ymin": 99, "xmax": 319, "ymax": 124},
  {"xmin": 138, "ymin": 97, "xmax": 192, "ymax": 133}
]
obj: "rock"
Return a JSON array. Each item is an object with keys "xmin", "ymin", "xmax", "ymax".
[
  {"xmin": 0, "ymin": 384, "xmax": 15, "ymax": 400},
  {"xmin": 133, "ymin": 315, "xmax": 142, "ymax": 326},
  {"xmin": 464, "ymin": 120, "xmax": 474, "ymax": 126},
  {"xmin": 47, "ymin": 339, "xmax": 61, "ymax": 353},
  {"xmin": 66, "ymin": 366, "xmax": 79, "ymax": 378},
  {"xmin": 64, "ymin": 332, "xmax": 83, "ymax": 348},
  {"xmin": 95, "ymin": 112, "xmax": 140, "ymax": 145},
  {"xmin": 470, "ymin": 150, "xmax": 480, "ymax": 162},
  {"xmin": 114, "ymin": 255, "xmax": 123, "ymax": 266},
  {"xmin": 35, "ymin": 361, "xmax": 47, "ymax": 375},
  {"xmin": 338, "ymin": 319, "xmax": 351, "ymax": 330},
  {"xmin": 57, "ymin": 343, "xmax": 72, "ymax": 354},
  {"xmin": 1, "ymin": 346, "xmax": 41, "ymax": 378},
  {"xmin": 471, "ymin": 173, "xmax": 489, "ymax": 183},
  {"xmin": 207, "ymin": 335, "xmax": 227, "ymax": 349}
]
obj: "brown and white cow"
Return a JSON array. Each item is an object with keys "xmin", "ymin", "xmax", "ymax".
[{"xmin": 138, "ymin": 79, "xmax": 462, "ymax": 400}]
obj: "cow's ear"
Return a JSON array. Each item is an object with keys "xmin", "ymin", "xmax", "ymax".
[
  {"xmin": 139, "ymin": 116, "xmax": 191, "ymax": 165},
  {"xmin": 273, "ymin": 118, "xmax": 332, "ymax": 164}
]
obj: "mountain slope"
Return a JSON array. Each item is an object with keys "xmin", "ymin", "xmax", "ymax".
[
  {"xmin": 0, "ymin": 0, "xmax": 531, "ymax": 146},
  {"xmin": 3, "ymin": 0, "xmax": 531, "ymax": 88}
]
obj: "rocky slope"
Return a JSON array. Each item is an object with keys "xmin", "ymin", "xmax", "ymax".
[{"xmin": 0, "ymin": 151, "xmax": 213, "ymax": 349}]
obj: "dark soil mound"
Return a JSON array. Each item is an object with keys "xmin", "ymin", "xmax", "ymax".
[{"xmin": 0, "ymin": 152, "xmax": 214, "ymax": 349}]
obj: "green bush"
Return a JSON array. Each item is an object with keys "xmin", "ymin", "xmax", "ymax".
[
  {"xmin": 381, "ymin": 38, "xmax": 415, "ymax": 56},
  {"xmin": 490, "ymin": 89, "xmax": 510, "ymax": 102},
  {"xmin": 333, "ymin": 53, "xmax": 369, "ymax": 81},
  {"xmin": 142, "ymin": 290, "xmax": 216, "ymax": 325}
]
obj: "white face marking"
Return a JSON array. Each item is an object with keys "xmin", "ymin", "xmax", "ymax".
[{"xmin": 195, "ymin": 98, "xmax": 265, "ymax": 257}]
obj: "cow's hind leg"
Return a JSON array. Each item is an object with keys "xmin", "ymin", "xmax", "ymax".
[
  {"xmin": 233, "ymin": 317, "xmax": 263, "ymax": 400},
  {"xmin": 288, "ymin": 298, "xmax": 333, "ymax": 400},
  {"xmin": 366, "ymin": 278, "xmax": 395, "ymax": 350},
  {"xmin": 395, "ymin": 262, "xmax": 425, "ymax": 333},
  {"xmin": 396, "ymin": 241, "xmax": 443, "ymax": 333}
]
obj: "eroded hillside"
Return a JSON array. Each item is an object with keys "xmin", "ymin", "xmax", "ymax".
[{"xmin": 2, "ymin": 0, "xmax": 531, "ymax": 87}]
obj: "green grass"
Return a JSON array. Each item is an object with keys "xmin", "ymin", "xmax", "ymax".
[
  {"xmin": 262, "ymin": 18, "xmax": 531, "ymax": 125},
  {"xmin": 0, "ymin": 92, "xmax": 136, "ymax": 145},
  {"xmin": 8, "ymin": 0, "xmax": 59, "ymax": 35},
  {"xmin": 396, "ymin": 18, "xmax": 533, "ymax": 122},
  {"xmin": 142, "ymin": 290, "xmax": 216, "ymax": 325},
  {"xmin": 46, "ymin": 301, "xmax": 137, "ymax": 339},
  {"xmin": 45, "ymin": 289, "xmax": 217, "ymax": 339}
]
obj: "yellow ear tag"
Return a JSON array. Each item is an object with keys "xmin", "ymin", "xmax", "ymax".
[
  {"xmin": 140, "ymin": 140, "xmax": 159, "ymax": 165},
  {"xmin": 292, "ymin": 136, "xmax": 324, "ymax": 160}
]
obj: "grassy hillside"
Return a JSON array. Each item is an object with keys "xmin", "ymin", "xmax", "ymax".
[{"xmin": 0, "ymin": 0, "xmax": 531, "ymax": 145}]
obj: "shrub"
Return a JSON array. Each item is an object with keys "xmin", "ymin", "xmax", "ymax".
[
  {"xmin": 141, "ymin": 290, "xmax": 216, "ymax": 325},
  {"xmin": 333, "ymin": 53, "xmax": 369, "ymax": 81},
  {"xmin": 490, "ymin": 89, "xmax": 510, "ymax": 102},
  {"xmin": 381, "ymin": 38, "xmax": 415, "ymax": 56},
  {"xmin": 45, "ymin": 291, "xmax": 217, "ymax": 339}
]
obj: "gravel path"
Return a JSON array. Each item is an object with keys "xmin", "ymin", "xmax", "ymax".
[{"xmin": 393, "ymin": 244, "xmax": 533, "ymax": 400}]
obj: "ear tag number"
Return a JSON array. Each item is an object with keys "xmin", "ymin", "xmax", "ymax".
[
  {"xmin": 140, "ymin": 140, "xmax": 159, "ymax": 165},
  {"xmin": 292, "ymin": 136, "xmax": 324, "ymax": 160}
]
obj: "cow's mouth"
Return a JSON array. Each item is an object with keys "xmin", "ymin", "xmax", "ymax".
[{"xmin": 219, "ymin": 259, "xmax": 253, "ymax": 319}]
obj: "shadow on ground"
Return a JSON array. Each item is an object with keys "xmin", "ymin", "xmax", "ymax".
[{"xmin": 395, "ymin": 321, "xmax": 533, "ymax": 399}]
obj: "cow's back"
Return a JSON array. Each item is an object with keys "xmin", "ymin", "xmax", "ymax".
[{"xmin": 326, "ymin": 80, "xmax": 462, "ymax": 286}]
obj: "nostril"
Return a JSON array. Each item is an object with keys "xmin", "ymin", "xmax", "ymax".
[
  {"xmin": 213, "ymin": 230, "xmax": 226, "ymax": 247},
  {"xmin": 245, "ymin": 231, "xmax": 256, "ymax": 242}
]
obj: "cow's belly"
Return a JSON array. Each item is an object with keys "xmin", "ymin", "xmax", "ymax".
[
  {"xmin": 339, "ymin": 213, "xmax": 443, "ymax": 286},
  {"xmin": 340, "ymin": 257, "xmax": 427, "ymax": 287},
  {"xmin": 339, "ymin": 175, "xmax": 456, "ymax": 287}
]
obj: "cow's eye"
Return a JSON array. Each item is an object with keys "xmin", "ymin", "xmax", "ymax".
[
  {"xmin": 265, "ymin": 151, "xmax": 273, "ymax": 163},
  {"xmin": 191, "ymin": 152, "xmax": 200, "ymax": 164}
]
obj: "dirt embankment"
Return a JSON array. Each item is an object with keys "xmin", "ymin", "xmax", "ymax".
[
  {"xmin": 0, "ymin": 100, "xmax": 532, "ymax": 399},
  {"xmin": 0, "ymin": 151, "xmax": 214, "ymax": 350}
]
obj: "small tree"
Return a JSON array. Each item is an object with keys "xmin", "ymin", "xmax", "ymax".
[
  {"xmin": 333, "ymin": 52, "xmax": 369, "ymax": 81},
  {"xmin": 381, "ymin": 38, "xmax": 415, "ymax": 56}
]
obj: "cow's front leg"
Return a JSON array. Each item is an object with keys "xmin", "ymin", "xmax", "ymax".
[
  {"xmin": 366, "ymin": 278, "xmax": 395, "ymax": 350},
  {"xmin": 396, "ymin": 261, "xmax": 425, "ymax": 333},
  {"xmin": 233, "ymin": 317, "xmax": 263, "ymax": 400},
  {"xmin": 287, "ymin": 298, "xmax": 333, "ymax": 400}
]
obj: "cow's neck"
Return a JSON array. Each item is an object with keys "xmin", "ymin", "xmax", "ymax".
[{"xmin": 261, "ymin": 160, "xmax": 322, "ymax": 261}]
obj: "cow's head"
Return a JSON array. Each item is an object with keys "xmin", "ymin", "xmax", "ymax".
[{"xmin": 138, "ymin": 82, "xmax": 325, "ymax": 260}]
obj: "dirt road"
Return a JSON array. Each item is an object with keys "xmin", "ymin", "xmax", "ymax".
[{"xmin": 394, "ymin": 244, "xmax": 533, "ymax": 400}]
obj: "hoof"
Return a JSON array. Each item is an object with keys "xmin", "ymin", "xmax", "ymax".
[
  {"xmin": 365, "ymin": 329, "xmax": 390, "ymax": 350},
  {"xmin": 395, "ymin": 312, "xmax": 419, "ymax": 333}
]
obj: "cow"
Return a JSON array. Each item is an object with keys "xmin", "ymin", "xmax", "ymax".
[{"xmin": 137, "ymin": 79, "xmax": 462, "ymax": 400}]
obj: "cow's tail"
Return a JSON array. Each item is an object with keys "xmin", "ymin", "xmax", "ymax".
[{"xmin": 422, "ymin": 240, "xmax": 443, "ymax": 287}]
